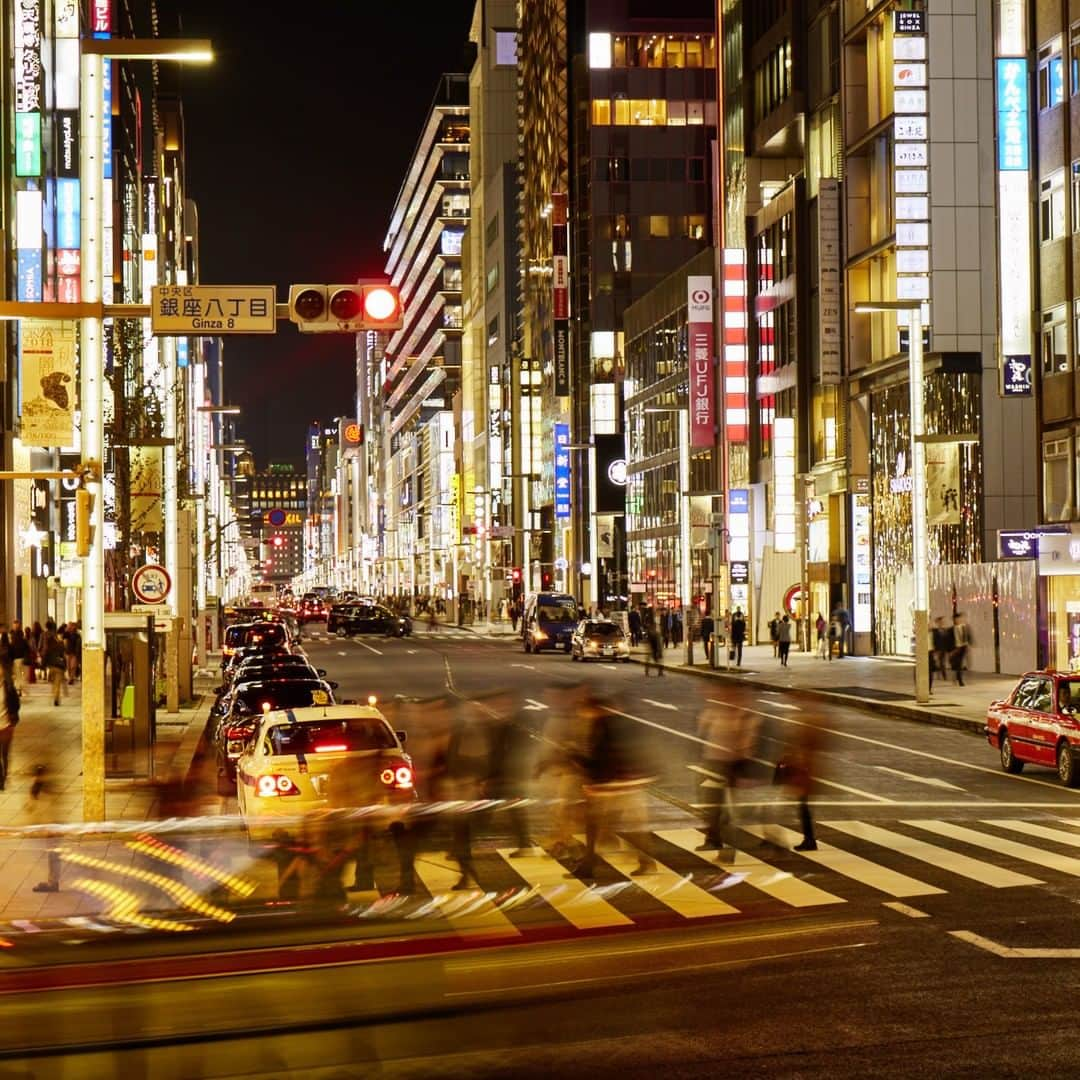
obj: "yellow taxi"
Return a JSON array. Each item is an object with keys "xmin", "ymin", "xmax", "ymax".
[{"xmin": 235, "ymin": 703, "xmax": 415, "ymax": 839}]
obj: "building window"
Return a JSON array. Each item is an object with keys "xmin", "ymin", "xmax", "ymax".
[
  {"xmin": 1043, "ymin": 306, "xmax": 1069, "ymax": 374},
  {"xmin": 1072, "ymin": 24, "xmax": 1080, "ymax": 94},
  {"xmin": 687, "ymin": 100, "xmax": 705, "ymax": 125},
  {"xmin": 668, "ymin": 100, "xmax": 686, "ymax": 126},
  {"xmin": 487, "ymin": 315, "xmax": 499, "ymax": 346},
  {"xmin": 1045, "ymin": 435, "xmax": 1073, "ymax": 521},
  {"xmin": 494, "ymin": 30, "xmax": 517, "ymax": 66},
  {"xmin": 1041, "ymin": 171, "xmax": 1066, "ymax": 242},
  {"xmin": 589, "ymin": 32, "xmax": 612, "ymax": 68},
  {"xmin": 647, "ymin": 215, "xmax": 671, "ymax": 238},
  {"xmin": 1072, "ymin": 162, "xmax": 1080, "ymax": 231},
  {"xmin": 592, "ymin": 99, "xmax": 611, "ymax": 126},
  {"xmin": 1039, "ymin": 43, "xmax": 1065, "ymax": 110},
  {"xmin": 485, "ymin": 214, "xmax": 499, "ymax": 247},
  {"xmin": 688, "ymin": 157, "xmax": 706, "ymax": 182},
  {"xmin": 486, "ymin": 264, "xmax": 499, "ymax": 294}
]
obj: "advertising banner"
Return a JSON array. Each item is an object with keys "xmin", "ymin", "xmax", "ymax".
[
  {"xmin": 687, "ymin": 275, "xmax": 714, "ymax": 448},
  {"xmin": 926, "ymin": 441, "xmax": 962, "ymax": 525},
  {"xmin": 19, "ymin": 319, "xmax": 76, "ymax": 446},
  {"xmin": 130, "ymin": 445, "xmax": 164, "ymax": 532},
  {"xmin": 554, "ymin": 422, "xmax": 571, "ymax": 520},
  {"xmin": 554, "ymin": 320, "xmax": 570, "ymax": 397},
  {"xmin": 594, "ymin": 432, "xmax": 627, "ymax": 513}
]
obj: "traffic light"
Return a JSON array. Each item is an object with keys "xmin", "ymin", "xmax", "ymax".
[
  {"xmin": 271, "ymin": 534, "xmax": 285, "ymax": 549},
  {"xmin": 511, "ymin": 567, "xmax": 522, "ymax": 585},
  {"xmin": 75, "ymin": 488, "xmax": 95, "ymax": 557},
  {"xmin": 288, "ymin": 283, "xmax": 403, "ymax": 333}
]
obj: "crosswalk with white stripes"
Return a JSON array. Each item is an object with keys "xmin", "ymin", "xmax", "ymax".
[{"xmin": 226, "ymin": 814, "xmax": 1080, "ymax": 935}]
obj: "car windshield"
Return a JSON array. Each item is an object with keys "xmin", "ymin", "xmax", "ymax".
[
  {"xmin": 238, "ymin": 684, "xmax": 332, "ymax": 710},
  {"xmin": 538, "ymin": 601, "xmax": 577, "ymax": 624},
  {"xmin": 244, "ymin": 624, "xmax": 286, "ymax": 646},
  {"xmin": 586, "ymin": 623, "xmax": 622, "ymax": 638},
  {"xmin": 268, "ymin": 718, "xmax": 396, "ymax": 755}
]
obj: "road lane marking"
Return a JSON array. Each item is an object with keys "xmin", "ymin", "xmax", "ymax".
[
  {"xmin": 511, "ymin": 663, "xmax": 537, "ymax": 671},
  {"xmin": 643, "ymin": 699, "xmax": 679, "ymax": 711},
  {"xmin": 688, "ymin": 763, "xmax": 728, "ymax": 783},
  {"xmin": 497, "ymin": 848, "xmax": 633, "ymax": 930},
  {"xmin": 707, "ymin": 699, "xmax": 1080, "ymax": 794},
  {"xmin": 883, "ymin": 901, "xmax": 931, "ymax": 918},
  {"xmin": 949, "ymin": 929, "xmax": 1080, "ymax": 959},
  {"xmin": 658, "ymin": 828, "xmax": 846, "ymax": 907},
  {"xmin": 989, "ymin": 820, "xmax": 1080, "ymax": 849},
  {"xmin": 411, "ymin": 854, "xmax": 520, "ymax": 939},
  {"xmin": 908, "ymin": 819, "xmax": 1080, "ymax": 879},
  {"xmin": 353, "ymin": 640, "xmax": 383, "ymax": 655},
  {"xmin": 572, "ymin": 835, "xmax": 739, "ymax": 918},
  {"xmin": 823, "ymin": 821, "xmax": 1041, "ymax": 888},
  {"xmin": 522, "ymin": 698, "xmax": 549, "ymax": 711},
  {"xmin": 602, "ymin": 665, "xmax": 620, "ymax": 671},
  {"xmin": 874, "ymin": 766, "xmax": 964, "ymax": 792},
  {"xmin": 740, "ymin": 824, "xmax": 944, "ymax": 898},
  {"xmin": 605, "ymin": 706, "xmax": 892, "ymax": 804},
  {"xmin": 760, "ymin": 698, "xmax": 802, "ymax": 711}
]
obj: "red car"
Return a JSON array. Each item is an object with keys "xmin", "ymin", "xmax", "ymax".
[
  {"xmin": 986, "ymin": 670, "xmax": 1080, "ymax": 786},
  {"xmin": 298, "ymin": 596, "xmax": 327, "ymax": 623}
]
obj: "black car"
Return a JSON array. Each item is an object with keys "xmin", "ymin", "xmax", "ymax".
[
  {"xmin": 212, "ymin": 677, "xmax": 338, "ymax": 794},
  {"xmin": 328, "ymin": 602, "xmax": 411, "ymax": 637},
  {"xmin": 222, "ymin": 641, "xmax": 296, "ymax": 683}
]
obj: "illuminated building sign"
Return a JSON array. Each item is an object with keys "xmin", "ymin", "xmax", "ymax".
[
  {"xmin": 773, "ymin": 417, "xmax": 796, "ymax": 552},
  {"xmin": 15, "ymin": 113, "xmax": 41, "ymax": 176},
  {"xmin": 15, "ymin": 0, "xmax": 41, "ymax": 113},
  {"xmin": 852, "ymin": 493, "xmax": 872, "ymax": 633},
  {"xmin": 554, "ymin": 422, "xmax": 571, "ymax": 519},
  {"xmin": 1002, "ymin": 353, "xmax": 1032, "ymax": 396},
  {"xmin": 721, "ymin": 250, "xmax": 749, "ymax": 443},
  {"xmin": 818, "ymin": 179, "xmax": 842, "ymax": 383},
  {"xmin": 56, "ymin": 178, "xmax": 80, "ymax": 249},
  {"xmin": 996, "ymin": 59, "xmax": 1029, "ymax": 170},
  {"xmin": 687, "ymin": 275, "xmax": 714, "ymax": 448},
  {"xmin": 998, "ymin": 530, "xmax": 1038, "ymax": 560}
]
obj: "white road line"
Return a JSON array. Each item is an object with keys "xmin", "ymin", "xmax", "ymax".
[
  {"xmin": 883, "ymin": 901, "xmax": 931, "ymax": 919},
  {"xmin": 353, "ymin": 640, "xmax": 383, "ymax": 656},
  {"xmin": 760, "ymin": 698, "xmax": 802, "ymax": 711},
  {"xmin": 572, "ymin": 836, "xmax": 739, "ymax": 919},
  {"xmin": 658, "ymin": 828, "xmax": 846, "ymax": 908},
  {"xmin": 605, "ymin": 706, "xmax": 892, "ymax": 804},
  {"xmin": 707, "ymin": 699, "xmax": 1080, "ymax": 794},
  {"xmin": 740, "ymin": 824, "xmax": 944, "ymax": 899},
  {"xmin": 949, "ymin": 929, "xmax": 1080, "ymax": 959},
  {"xmin": 602, "ymin": 665, "xmax": 620, "ymax": 671},
  {"xmin": 642, "ymin": 699, "xmax": 679, "ymax": 711},
  {"xmin": 522, "ymin": 698, "xmax": 549, "ymax": 711},
  {"xmin": 823, "ymin": 821, "xmax": 1041, "ymax": 888},
  {"xmin": 908, "ymin": 820, "xmax": 1080, "ymax": 879},
  {"xmin": 496, "ymin": 848, "xmax": 633, "ymax": 930},
  {"xmin": 511, "ymin": 663, "xmax": 537, "ymax": 671},
  {"xmin": 687, "ymin": 763, "xmax": 728, "ymax": 783},
  {"xmin": 411, "ymin": 854, "xmax": 520, "ymax": 939},
  {"xmin": 874, "ymin": 766, "xmax": 964, "ymax": 792}
]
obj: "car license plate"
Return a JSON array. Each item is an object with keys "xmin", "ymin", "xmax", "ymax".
[{"xmin": 603, "ymin": 646, "xmax": 613, "ymax": 655}]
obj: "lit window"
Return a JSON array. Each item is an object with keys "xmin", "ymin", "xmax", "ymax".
[
  {"xmin": 1044, "ymin": 435, "xmax": 1073, "ymax": 521},
  {"xmin": 589, "ymin": 32, "xmax": 612, "ymax": 69},
  {"xmin": 1042, "ymin": 306, "xmax": 1069, "ymax": 374},
  {"xmin": 1039, "ymin": 43, "xmax": 1065, "ymax": 110},
  {"xmin": 591, "ymin": 99, "xmax": 611, "ymax": 126},
  {"xmin": 648, "ymin": 215, "xmax": 671, "ymax": 238},
  {"xmin": 687, "ymin": 100, "xmax": 704, "ymax": 125},
  {"xmin": 494, "ymin": 30, "xmax": 517, "ymax": 66},
  {"xmin": 1072, "ymin": 24, "xmax": 1080, "ymax": 94}
]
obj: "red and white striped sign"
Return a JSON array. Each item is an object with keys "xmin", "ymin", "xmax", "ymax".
[{"xmin": 721, "ymin": 249, "xmax": 749, "ymax": 444}]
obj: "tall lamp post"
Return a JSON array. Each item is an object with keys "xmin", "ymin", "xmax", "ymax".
[
  {"xmin": 854, "ymin": 300, "xmax": 928, "ymax": 703},
  {"xmin": 79, "ymin": 37, "xmax": 213, "ymax": 821}
]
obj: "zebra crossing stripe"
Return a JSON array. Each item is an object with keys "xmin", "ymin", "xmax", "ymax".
[
  {"xmin": 573, "ymin": 836, "xmax": 739, "ymax": 919},
  {"xmin": 496, "ymin": 848, "xmax": 633, "ymax": 929},
  {"xmin": 657, "ymin": 828, "xmax": 845, "ymax": 908},
  {"xmin": 411, "ymin": 853, "xmax": 520, "ymax": 939},
  {"xmin": 824, "ymin": 821, "xmax": 1041, "ymax": 888},
  {"xmin": 907, "ymin": 820, "xmax": 1080, "ymax": 879},
  {"xmin": 986, "ymin": 819, "xmax": 1080, "ymax": 850},
  {"xmin": 741, "ymin": 825, "xmax": 944, "ymax": 899}
]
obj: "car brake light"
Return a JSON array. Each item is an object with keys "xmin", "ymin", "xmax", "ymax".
[
  {"xmin": 226, "ymin": 726, "xmax": 250, "ymax": 739},
  {"xmin": 314, "ymin": 743, "xmax": 347, "ymax": 753},
  {"xmin": 380, "ymin": 762, "xmax": 413, "ymax": 789},
  {"xmin": 257, "ymin": 774, "xmax": 300, "ymax": 797}
]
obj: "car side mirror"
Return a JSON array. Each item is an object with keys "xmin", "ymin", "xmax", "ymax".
[
  {"xmin": 328, "ymin": 681, "xmax": 339, "ymax": 690},
  {"xmin": 395, "ymin": 730, "xmax": 408, "ymax": 744},
  {"xmin": 317, "ymin": 668, "xmax": 327, "ymax": 677}
]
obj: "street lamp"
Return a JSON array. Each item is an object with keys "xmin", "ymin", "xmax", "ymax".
[
  {"xmin": 79, "ymin": 36, "xmax": 213, "ymax": 822},
  {"xmin": 854, "ymin": 300, "xmax": 929, "ymax": 703}
]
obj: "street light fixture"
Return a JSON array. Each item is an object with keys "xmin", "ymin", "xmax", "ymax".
[
  {"xmin": 209, "ymin": 444, "xmax": 247, "ymax": 452},
  {"xmin": 854, "ymin": 299, "xmax": 929, "ymax": 703},
  {"xmin": 196, "ymin": 405, "xmax": 241, "ymax": 414},
  {"xmin": 79, "ymin": 37, "xmax": 213, "ymax": 822}
]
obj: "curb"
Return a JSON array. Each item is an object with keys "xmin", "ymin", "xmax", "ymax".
[{"xmin": 628, "ymin": 655, "xmax": 987, "ymax": 737}]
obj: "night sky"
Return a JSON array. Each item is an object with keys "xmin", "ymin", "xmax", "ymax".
[{"xmin": 167, "ymin": 0, "xmax": 477, "ymax": 466}]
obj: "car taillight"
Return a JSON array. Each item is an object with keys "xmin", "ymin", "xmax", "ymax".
[
  {"xmin": 314, "ymin": 743, "xmax": 347, "ymax": 753},
  {"xmin": 226, "ymin": 726, "xmax": 250, "ymax": 740},
  {"xmin": 257, "ymin": 774, "xmax": 300, "ymax": 797},
  {"xmin": 380, "ymin": 763, "xmax": 414, "ymax": 789},
  {"xmin": 223, "ymin": 646, "xmax": 235, "ymax": 656}
]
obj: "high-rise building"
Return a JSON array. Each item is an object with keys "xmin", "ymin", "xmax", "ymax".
[{"xmin": 249, "ymin": 463, "xmax": 305, "ymax": 585}]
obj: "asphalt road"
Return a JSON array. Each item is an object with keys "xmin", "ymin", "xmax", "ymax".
[{"xmin": 14, "ymin": 625, "xmax": 1080, "ymax": 1077}]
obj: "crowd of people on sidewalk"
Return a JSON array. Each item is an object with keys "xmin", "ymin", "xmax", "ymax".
[{"xmin": 0, "ymin": 619, "xmax": 82, "ymax": 704}]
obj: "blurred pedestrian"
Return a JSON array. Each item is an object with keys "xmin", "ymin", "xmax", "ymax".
[
  {"xmin": 445, "ymin": 705, "xmax": 494, "ymax": 889},
  {"xmin": 569, "ymin": 701, "xmax": 657, "ymax": 880},
  {"xmin": 932, "ymin": 616, "xmax": 949, "ymax": 686},
  {"xmin": 774, "ymin": 720, "xmax": 822, "ymax": 851},
  {"xmin": 768, "ymin": 612, "xmax": 781, "ymax": 657},
  {"xmin": 628, "ymin": 607, "xmax": 642, "ymax": 646},
  {"xmin": 484, "ymin": 691, "xmax": 535, "ymax": 856},
  {"xmin": 730, "ymin": 609, "xmax": 746, "ymax": 667},
  {"xmin": 42, "ymin": 629, "xmax": 66, "ymax": 706},
  {"xmin": 700, "ymin": 611, "xmax": 715, "ymax": 663},
  {"xmin": 832, "ymin": 604, "xmax": 850, "ymax": 658},
  {"xmin": 8, "ymin": 622, "xmax": 27, "ymax": 696},
  {"xmin": 535, "ymin": 683, "xmax": 591, "ymax": 859},
  {"xmin": 27, "ymin": 621, "xmax": 44, "ymax": 683},
  {"xmin": 64, "ymin": 621, "xmax": 82, "ymax": 684},
  {"xmin": 950, "ymin": 613, "xmax": 971, "ymax": 686},
  {"xmin": 815, "ymin": 613, "xmax": 827, "ymax": 659},
  {"xmin": 777, "ymin": 614, "xmax": 793, "ymax": 667},
  {"xmin": 662, "ymin": 609, "xmax": 674, "ymax": 649},
  {"xmin": 0, "ymin": 662, "xmax": 20, "ymax": 791},
  {"xmin": 643, "ymin": 611, "xmax": 664, "ymax": 676},
  {"xmin": 695, "ymin": 697, "xmax": 741, "ymax": 854}
]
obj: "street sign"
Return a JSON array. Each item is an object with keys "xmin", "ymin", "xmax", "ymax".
[
  {"xmin": 132, "ymin": 563, "xmax": 172, "ymax": 605},
  {"xmin": 151, "ymin": 285, "xmax": 277, "ymax": 335},
  {"xmin": 266, "ymin": 507, "xmax": 287, "ymax": 527}
]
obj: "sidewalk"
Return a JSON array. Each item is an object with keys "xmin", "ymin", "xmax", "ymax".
[
  {"xmin": 0, "ymin": 662, "xmax": 217, "ymax": 920},
  {"xmin": 635, "ymin": 640, "xmax": 1014, "ymax": 735}
]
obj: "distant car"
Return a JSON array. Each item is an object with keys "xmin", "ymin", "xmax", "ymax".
[
  {"xmin": 571, "ymin": 619, "xmax": 630, "ymax": 662},
  {"xmin": 298, "ymin": 595, "xmax": 327, "ymax": 623},
  {"xmin": 236, "ymin": 704, "xmax": 416, "ymax": 838},
  {"xmin": 986, "ymin": 671, "xmax": 1080, "ymax": 785},
  {"xmin": 328, "ymin": 602, "xmax": 410, "ymax": 638},
  {"xmin": 213, "ymin": 677, "xmax": 337, "ymax": 794}
]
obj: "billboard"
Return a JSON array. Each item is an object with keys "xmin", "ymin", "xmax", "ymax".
[{"xmin": 687, "ymin": 275, "xmax": 714, "ymax": 448}]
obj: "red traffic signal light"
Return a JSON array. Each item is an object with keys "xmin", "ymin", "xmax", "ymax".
[
  {"xmin": 362, "ymin": 285, "xmax": 400, "ymax": 324},
  {"xmin": 289, "ymin": 283, "xmax": 403, "ymax": 332},
  {"xmin": 272, "ymin": 535, "xmax": 284, "ymax": 548},
  {"xmin": 511, "ymin": 567, "xmax": 522, "ymax": 584}
]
